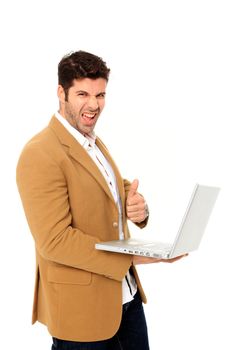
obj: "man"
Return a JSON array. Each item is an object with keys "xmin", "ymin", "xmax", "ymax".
[{"xmin": 16, "ymin": 51, "xmax": 185, "ymax": 349}]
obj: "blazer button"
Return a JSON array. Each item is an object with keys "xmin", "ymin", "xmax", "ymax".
[{"xmin": 112, "ymin": 222, "xmax": 118, "ymax": 228}]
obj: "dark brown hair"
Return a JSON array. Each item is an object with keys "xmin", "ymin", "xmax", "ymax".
[{"xmin": 58, "ymin": 50, "xmax": 110, "ymax": 99}]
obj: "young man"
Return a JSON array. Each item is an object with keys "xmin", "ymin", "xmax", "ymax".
[{"xmin": 16, "ymin": 51, "xmax": 185, "ymax": 350}]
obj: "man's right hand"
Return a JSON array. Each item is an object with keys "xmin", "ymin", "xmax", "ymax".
[{"xmin": 132, "ymin": 254, "xmax": 188, "ymax": 265}]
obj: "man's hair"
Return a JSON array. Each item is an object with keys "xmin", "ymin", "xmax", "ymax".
[{"xmin": 58, "ymin": 50, "xmax": 110, "ymax": 99}]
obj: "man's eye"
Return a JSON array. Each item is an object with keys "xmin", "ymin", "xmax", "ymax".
[{"xmin": 97, "ymin": 94, "xmax": 105, "ymax": 98}]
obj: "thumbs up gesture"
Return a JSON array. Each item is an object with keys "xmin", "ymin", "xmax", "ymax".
[{"xmin": 126, "ymin": 179, "xmax": 148, "ymax": 223}]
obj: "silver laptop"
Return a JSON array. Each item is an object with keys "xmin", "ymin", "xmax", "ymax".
[{"xmin": 95, "ymin": 184, "xmax": 220, "ymax": 259}]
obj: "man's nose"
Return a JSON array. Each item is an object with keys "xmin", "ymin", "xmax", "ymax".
[{"xmin": 87, "ymin": 96, "xmax": 98, "ymax": 110}]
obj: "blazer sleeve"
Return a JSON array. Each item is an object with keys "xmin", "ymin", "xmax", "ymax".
[{"xmin": 16, "ymin": 142, "xmax": 132, "ymax": 282}]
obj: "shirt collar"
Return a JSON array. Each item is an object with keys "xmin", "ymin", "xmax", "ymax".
[{"xmin": 55, "ymin": 111, "xmax": 96, "ymax": 149}]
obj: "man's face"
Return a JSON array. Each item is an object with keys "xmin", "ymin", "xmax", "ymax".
[{"xmin": 58, "ymin": 78, "xmax": 107, "ymax": 135}]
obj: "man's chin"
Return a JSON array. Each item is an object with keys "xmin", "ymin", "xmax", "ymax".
[{"xmin": 76, "ymin": 125, "xmax": 95, "ymax": 135}]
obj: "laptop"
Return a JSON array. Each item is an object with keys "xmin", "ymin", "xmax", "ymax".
[{"xmin": 95, "ymin": 184, "xmax": 220, "ymax": 259}]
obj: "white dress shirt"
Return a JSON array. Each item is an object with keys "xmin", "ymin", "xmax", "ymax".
[{"xmin": 55, "ymin": 112, "xmax": 137, "ymax": 304}]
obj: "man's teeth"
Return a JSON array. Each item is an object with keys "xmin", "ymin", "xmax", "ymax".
[{"xmin": 83, "ymin": 113, "xmax": 95, "ymax": 119}]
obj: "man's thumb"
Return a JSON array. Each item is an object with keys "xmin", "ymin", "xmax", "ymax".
[{"xmin": 128, "ymin": 179, "xmax": 139, "ymax": 198}]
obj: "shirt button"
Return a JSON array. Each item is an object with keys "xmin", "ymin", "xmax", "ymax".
[{"xmin": 112, "ymin": 222, "xmax": 118, "ymax": 228}]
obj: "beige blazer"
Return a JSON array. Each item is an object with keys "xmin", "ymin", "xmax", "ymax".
[{"xmin": 16, "ymin": 116, "xmax": 147, "ymax": 342}]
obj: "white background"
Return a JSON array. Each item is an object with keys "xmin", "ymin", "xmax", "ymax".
[{"xmin": 0, "ymin": 0, "xmax": 232, "ymax": 349}]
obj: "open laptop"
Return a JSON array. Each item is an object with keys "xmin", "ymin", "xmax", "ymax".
[{"xmin": 95, "ymin": 184, "xmax": 220, "ymax": 259}]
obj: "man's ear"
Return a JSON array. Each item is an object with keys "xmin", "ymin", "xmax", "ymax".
[{"xmin": 57, "ymin": 85, "xmax": 66, "ymax": 104}]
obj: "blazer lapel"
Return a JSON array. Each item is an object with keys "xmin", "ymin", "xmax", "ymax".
[
  {"xmin": 49, "ymin": 116, "xmax": 116, "ymax": 204},
  {"xmin": 96, "ymin": 138, "xmax": 125, "ymax": 203}
]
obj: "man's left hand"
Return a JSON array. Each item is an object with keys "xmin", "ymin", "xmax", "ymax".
[{"xmin": 126, "ymin": 179, "xmax": 148, "ymax": 223}]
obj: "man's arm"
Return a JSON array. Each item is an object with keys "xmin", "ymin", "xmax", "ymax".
[
  {"xmin": 16, "ymin": 143, "xmax": 132, "ymax": 282},
  {"xmin": 132, "ymin": 254, "xmax": 188, "ymax": 265}
]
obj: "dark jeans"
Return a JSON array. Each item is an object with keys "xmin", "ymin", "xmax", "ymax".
[{"xmin": 51, "ymin": 291, "xmax": 150, "ymax": 350}]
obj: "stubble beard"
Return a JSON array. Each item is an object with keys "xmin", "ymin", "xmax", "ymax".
[
  {"xmin": 64, "ymin": 102, "xmax": 78, "ymax": 130},
  {"xmin": 64, "ymin": 102, "xmax": 99, "ymax": 135}
]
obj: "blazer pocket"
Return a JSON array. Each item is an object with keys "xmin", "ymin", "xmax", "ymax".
[{"xmin": 48, "ymin": 264, "xmax": 92, "ymax": 285}]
